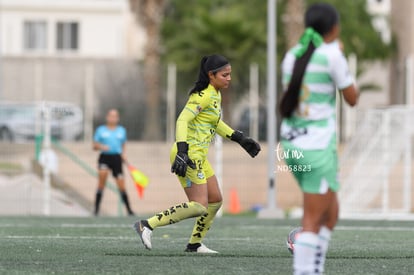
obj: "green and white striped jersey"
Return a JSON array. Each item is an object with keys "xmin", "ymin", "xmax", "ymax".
[{"xmin": 281, "ymin": 40, "xmax": 354, "ymax": 150}]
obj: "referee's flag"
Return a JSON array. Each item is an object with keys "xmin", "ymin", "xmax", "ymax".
[{"xmin": 126, "ymin": 163, "xmax": 149, "ymax": 199}]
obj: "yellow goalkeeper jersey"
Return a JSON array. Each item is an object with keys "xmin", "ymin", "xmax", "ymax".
[{"xmin": 175, "ymin": 84, "xmax": 234, "ymax": 160}]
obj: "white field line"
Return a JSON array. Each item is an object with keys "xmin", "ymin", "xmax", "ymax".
[
  {"xmin": 1, "ymin": 224, "xmax": 413, "ymax": 241},
  {"xmin": 0, "ymin": 224, "xmax": 413, "ymax": 232},
  {"xmin": 3, "ymin": 235, "xmax": 136, "ymax": 240},
  {"xmin": 61, "ymin": 224, "xmax": 414, "ymax": 232},
  {"xmin": 61, "ymin": 223, "xmax": 129, "ymax": 228},
  {"xmin": 335, "ymin": 225, "xmax": 414, "ymax": 232},
  {"xmin": 0, "ymin": 224, "xmax": 131, "ymax": 228},
  {"xmin": 0, "ymin": 235, "xmax": 251, "ymax": 241}
]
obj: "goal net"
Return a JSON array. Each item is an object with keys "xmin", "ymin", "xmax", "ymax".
[{"xmin": 339, "ymin": 106, "xmax": 413, "ymax": 217}]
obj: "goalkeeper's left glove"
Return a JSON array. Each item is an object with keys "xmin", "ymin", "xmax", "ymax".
[
  {"xmin": 171, "ymin": 142, "xmax": 196, "ymax": 177},
  {"xmin": 230, "ymin": 130, "xmax": 261, "ymax": 158}
]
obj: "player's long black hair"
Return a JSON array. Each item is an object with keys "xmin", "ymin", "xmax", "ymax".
[
  {"xmin": 189, "ymin": 54, "xmax": 229, "ymax": 94},
  {"xmin": 279, "ymin": 3, "xmax": 339, "ymax": 118}
]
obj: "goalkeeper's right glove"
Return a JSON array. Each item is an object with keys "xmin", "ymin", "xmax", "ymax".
[
  {"xmin": 171, "ymin": 142, "xmax": 196, "ymax": 177},
  {"xmin": 230, "ymin": 130, "xmax": 261, "ymax": 158}
]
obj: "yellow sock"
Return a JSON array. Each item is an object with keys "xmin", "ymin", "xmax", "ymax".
[
  {"xmin": 188, "ymin": 201, "xmax": 222, "ymax": 244},
  {"xmin": 147, "ymin": 201, "xmax": 207, "ymax": 229}
]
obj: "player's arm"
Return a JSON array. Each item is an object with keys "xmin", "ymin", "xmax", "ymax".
[
  {"xmin": 171, "ymin": 97, "xmax": 203, "ymax": 176},
  {"xmin": 121, "ymin": 143, "xmax": 127, "ymax": 162},
  {"xmin": 340, "ymin": 85, "xmax": 358, "ymax": 107},
  {"xmin": 93, "ymin": 142, "xmax": 104, "ymax": 151},
  {"xmin": 331, "ymin": 48, "xmax": 359, "ymax": 107},
  {"xmin": 92, "ymin": 128, "xmax": 109, "ymax": 151},
  {"xmin": 176, "ymin": 93, "xmax": 211, "ymax": 141},
  {"xmin": 93, "ymin": 142, "xmax": 109, "ymax": 151},
  {"xmin": 216, "ymin": 119, "xmax": 234, "ymax": 139},
  {"xmin": 175, "ymin": 108, "xmax": 197, "ymax": 143},
  {"xmin": 121, "ymin": 128, "xmax": 127, "ymax": 162}
]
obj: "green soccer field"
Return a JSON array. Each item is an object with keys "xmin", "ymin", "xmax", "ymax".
[{"xmin": 0, "ymin": 216, "xmax": 413, "ymax": 275}]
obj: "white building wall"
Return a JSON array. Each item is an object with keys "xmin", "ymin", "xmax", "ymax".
[
  {"xmin": 366, "ymin": 0, "xmax": 392, "ymax": 44},
  {"xmin": 0, "ymin": 0, "xmax": 145, "ymax": 58},
  {"xmin": 367, "ymin": 0, "xmax": 391, "ymax": 15}
]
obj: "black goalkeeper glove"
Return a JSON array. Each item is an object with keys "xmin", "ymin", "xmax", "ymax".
[
  {"xmin": 230, "ymin": 130, "xmax": 261, "ymax": 158},
  {"xmin": 171, "ymin": 142, "xmax": 196, "ymax": 177}
]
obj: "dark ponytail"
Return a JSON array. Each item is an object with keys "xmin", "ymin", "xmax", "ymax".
[
  {"xmin": 189, "ymin": 56, "xmax": 210, "ymax": 94},
  {"xmin": 189, "ymin": 54, "xmax": 229, "ymax": 94},
  {"xmin": 280, "ymin": 3, "xmax": 339, "ymax": 118},
  {"xmin": 280, "ymin": 43, "xmax": 316, "ymax": 118}
]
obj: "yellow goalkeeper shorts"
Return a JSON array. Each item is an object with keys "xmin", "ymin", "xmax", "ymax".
[{"xmin": 170, "ymin": 144, "xmax": 215, "ymax": 188}]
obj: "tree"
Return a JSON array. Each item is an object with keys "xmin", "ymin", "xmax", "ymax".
[
  {"xmin": 128, "ymin": 0, "xmax": 393, "ymax": 138},
  {"xmin": 306, "ymin": 0, "xmax": 395, "ymax": 94},
  {"xmin": 162, "ymin": 0, "xmax": 267, "ymax": 105},
  {"xmin": 129, "ymin": 0, "xmax": 166, "ymax": 140},
  {"xmin": 162, "ymin": 0, "xmax": 393, "ymax": 93},
  {"xmin": 282, "ymin": 0, "xmax": 305, "ymax": 49},
  {"xmin": 306, "ymin": 0, "xmax": 394, "ymax": 59}
]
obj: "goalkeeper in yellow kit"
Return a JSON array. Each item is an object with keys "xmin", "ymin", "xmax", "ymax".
[{"xmin": 133, "ymin": 54, "xmax": 261, "ymax": 253}]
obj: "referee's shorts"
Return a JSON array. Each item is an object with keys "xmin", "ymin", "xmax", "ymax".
[{"xmin": 98, "ymin": 153, "xmax": 123, "ymax": 178}]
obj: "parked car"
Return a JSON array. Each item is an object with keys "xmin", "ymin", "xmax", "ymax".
[{"xmin": 0, "ymin": 101, "xmax": 83, "ymax": 142}]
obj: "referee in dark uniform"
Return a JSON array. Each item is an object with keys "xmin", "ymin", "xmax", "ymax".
[{"xmin": 93, "ymin": 109, "xmax": 134, "ymax": 216}]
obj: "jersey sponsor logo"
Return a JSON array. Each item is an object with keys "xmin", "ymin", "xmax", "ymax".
[
  {"xmin": 188, "ymin": 100, "xmax": 200, "ymax": 105},
  {"xmin": 282, "ymin": 127, "xmax": 308, "ymax": 141},
  {"xmin": 188, "ymin": 100, "xmax": 203, "ymax": 113}
]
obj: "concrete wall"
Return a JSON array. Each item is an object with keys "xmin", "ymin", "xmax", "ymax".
[
  {"xmin": 0, "ymin": 142, "xmax": 301, "ymax": 216},
  {"xmin": 390, "ymin": 0, "xmax": 414, "ymax": 105}
]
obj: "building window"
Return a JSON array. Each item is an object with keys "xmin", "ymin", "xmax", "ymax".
[
  {"xmin": 23, "ymin": 21, "xmax": 47, "ymax": 51},
  {"xmin": 56, "ymin": 22, "xmax": 79, "ymax": 51}
]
